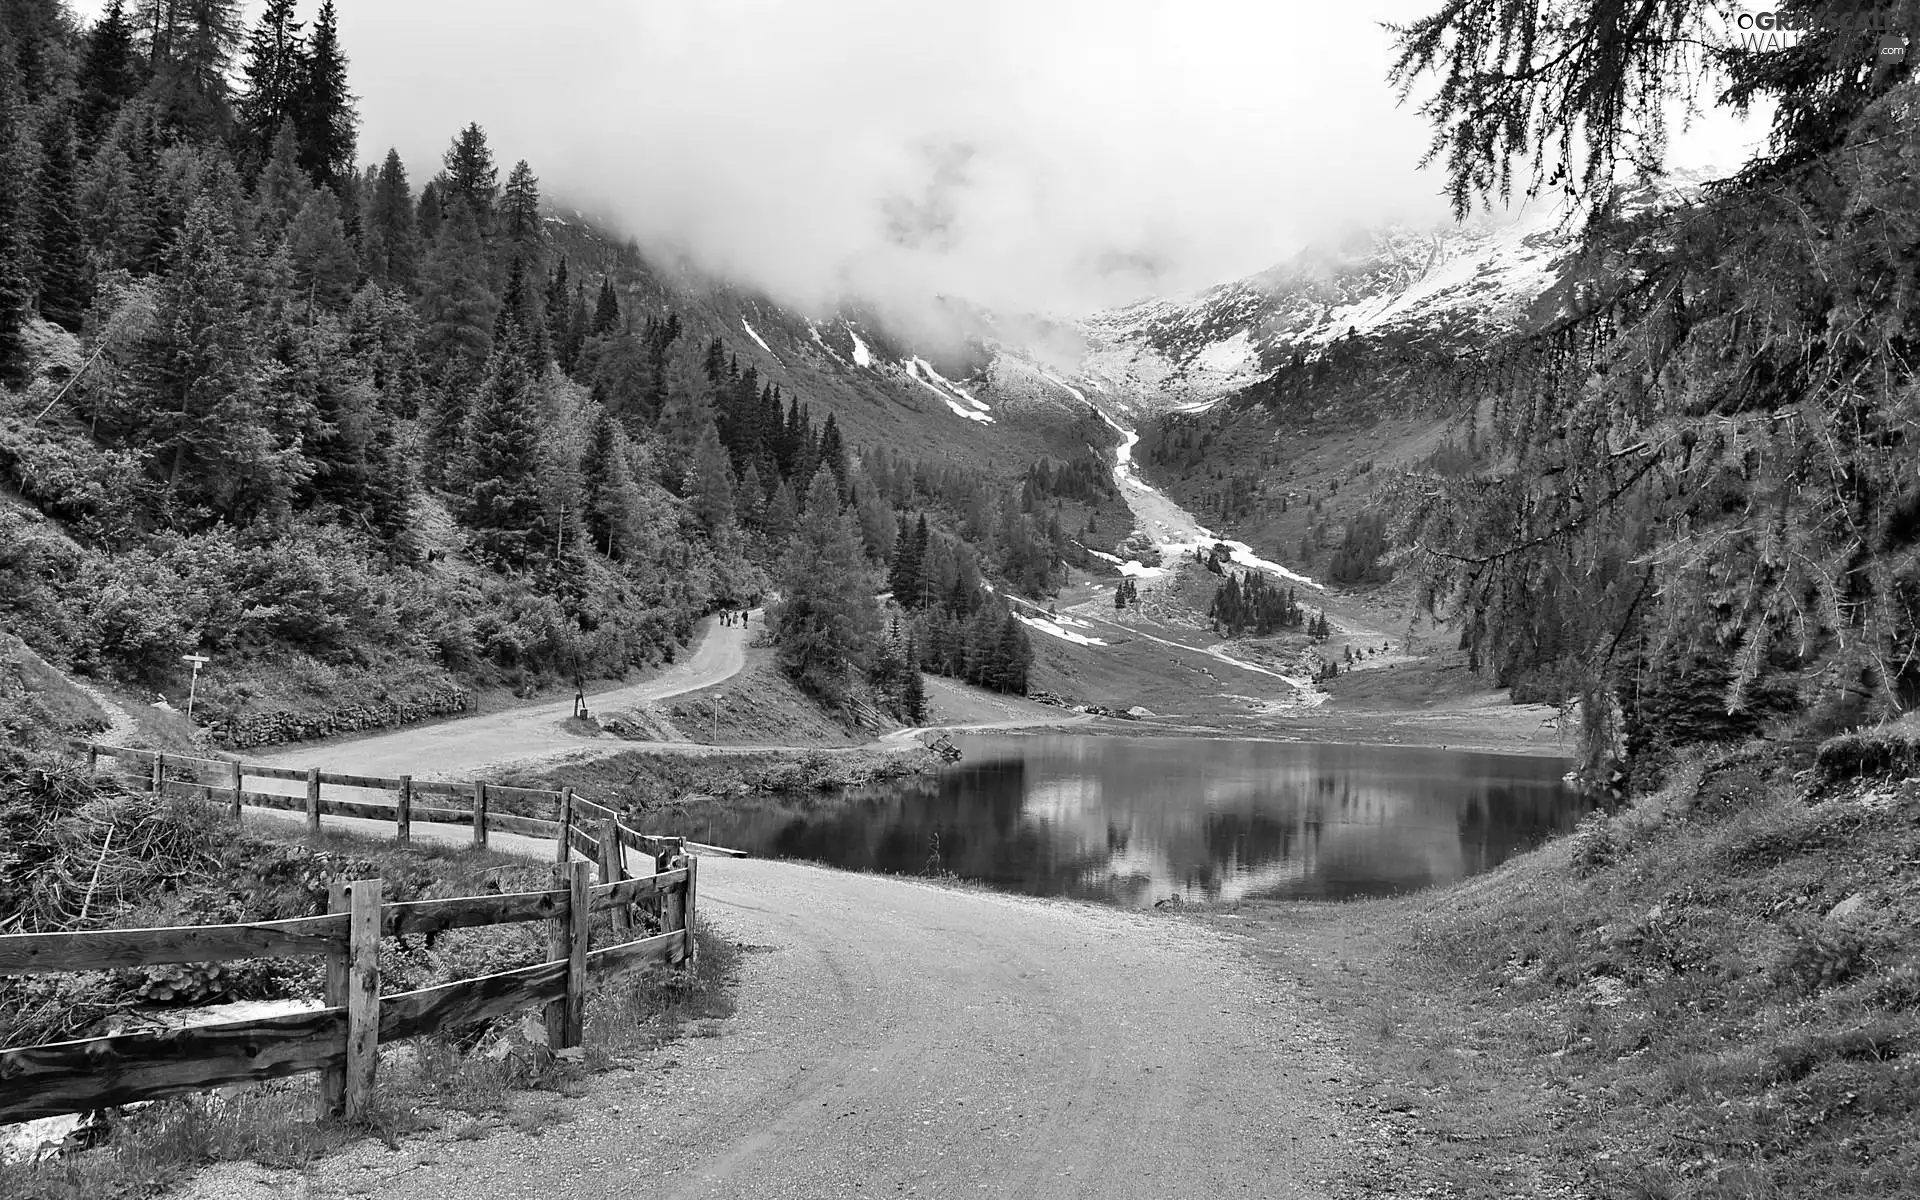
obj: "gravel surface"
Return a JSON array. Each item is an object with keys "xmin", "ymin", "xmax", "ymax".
[{"xmin": 177, "ymin": 859, "xmax": 1358, "ymax": 1199}]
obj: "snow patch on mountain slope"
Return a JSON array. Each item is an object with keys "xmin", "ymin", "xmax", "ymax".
[
  {"xmin": 1015, "ymin": 614, "xmax": 1109, "ymax": 647},
  {"xmin": 741, "ymin": 318, "xmax": 774, "ymax": 356},
  {"xmin": 904, "ymin": 358, "xmax": 994, "ymax": 424},
  {"xmin": 848, "ymin": 325, "xmax": 874, "ymax": 367}
]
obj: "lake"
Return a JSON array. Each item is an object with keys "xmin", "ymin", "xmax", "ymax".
[{"xmin": 671, "ymin": 735, "xmax": 1587, "ymax": 907}]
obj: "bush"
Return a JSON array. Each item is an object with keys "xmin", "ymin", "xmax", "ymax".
[{"xmin": 1816, "ymin": 718, "xmax": 1920, "ymax": 787}]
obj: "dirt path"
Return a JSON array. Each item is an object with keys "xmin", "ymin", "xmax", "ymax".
[
  {"xmin": 182, "ymin": 859, "xmax": 1358, "ymax": 1200},
  {"xmin": 254, "ymin": 615, "xmax": 751, "ymax": 779}
]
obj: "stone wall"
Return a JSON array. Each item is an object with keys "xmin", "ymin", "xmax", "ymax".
[{"xmin": 215, "ymin": 686, "xmax": 471, "ymax": 749}]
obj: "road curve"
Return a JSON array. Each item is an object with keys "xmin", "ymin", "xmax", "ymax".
[
  {"xmin": 254, "ymin": 614, "xmax": 751, "ymax": 779},
  {"xmin": 184, "ymin": 859, "xmax": 1353, "ymax": 1200}
]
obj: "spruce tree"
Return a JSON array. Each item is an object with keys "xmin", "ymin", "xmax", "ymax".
[
  {"xmin": 762, "ymin": 478, "xmax": 799, "ymax": 544},
  {"xmin": 233, "ymin": 0, "xmax": 303, "ymax": 174},
  {"xmin": 689, "ymin": 419, "xmax": 736, "ymax": 540},
  {"xmin": 77, "ymin": 1, "xmax": 147, "ymax": 150},
  {"xmin": 773, "ymin": 470, "xmax": 881, "ymax": 703},
  {"xmin": 501, "ymin": 160, "xmax": 542, "ymax": 249},
  {"xmin": 286, "ymin": 188, "xmax": 357, "ymax": 311},
  {"xmin": 418, "ymin": 205, "xmax": 495, "ymax": 385},
  {"xmin": 294, "ymin": 0, "xmax": 355, "ymax": 191},
  {"xmin": 458, "ymin": 345, "xmax": 544, "ymax": 569},
  {"xmin": 33, "ymin": 108, "xmax": 90, "ymax": 332},
  {"xmin": 581, "ymin": 409, "xmax": 641, "ymax": 557},
  {"xmin": 592, "ymin": 276, "xmax": 620, "ymax": 335},
  {"xmin": 253, "ymin": 123, "xmax": 309, "ymax": 235},
  {"xmin": 544, "ymin": 257, "xmax": 572, "ymax": 367},
  {"xmin": 366, "ymin": 148, "xmax": 418, "ymax": 288},
  {"xmin": 441, "ymin": 122, "xmax": 498, "ymax": 227},
  {"xmin": 0, "ymin": 64, "xmax": 34, "ymax": 388},
  {"xmin": 901, "ymin": 636, "xmax": 928, "ymax": 723}
]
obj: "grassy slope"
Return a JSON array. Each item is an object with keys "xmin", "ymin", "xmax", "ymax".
[{"xmin": 1202, "ymin": 730, "xmax": 1920, "ymax": 1198}]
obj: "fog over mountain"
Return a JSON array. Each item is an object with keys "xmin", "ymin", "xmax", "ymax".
[{"xmin": 67, "ymin": 0, "xmax": 1765, "ymax": 329}]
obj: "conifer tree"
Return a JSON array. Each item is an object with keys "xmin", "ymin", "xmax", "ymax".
[
  {"xmin": 0, "ymin": 65, "xmax": 35, "ymax": 388},
  {"xmin": 286, "ymin": 188, "xmax": 357, "ymax": 311},
  {"xmin": 773, "ymin": 470, "xmax": 881, "ymax": 703},
  {"xmin": 32, "ymin": 108, "xmax": 90, "ymax": 332},
  {"xmin": 544, "ymin": 257, "xmax": 572, "ymax": 367},
  {"xmin": 654, "ymin": 384, "xmax": 713, "ymax": 494},
  {"xmin": 501, "ymin": 160, "xmax": 542, "ymax": 250},
  {"xmin": 77, "ymin": 1, "xmax": 147, "ymax": 150},
  {"xmin": 762, "ymin": 477, "xmax": 799, "ymax": 544},
  {"xmin": 441, "ymin": 122, "xmax": 498, "ymax": 227},
  {"xmin": 901, "ymin": 636, "xmax": 928, "ymax": 723},
  {"xmin": 736, "ymin": 460, "xmax": 765, "ymax": 530},
  {"xmin": 689, "ymin": 419, "xmax": 736, "ymax": 540},
  {"xmin": 294, "ymin": 0, "xmax": 355, "ymax": 190},
  {"xmin": 144, "ymin": 0, "xmax": 244, "ymax": 142},
  {"xmin": 580, "ymin": 409, "xmax": 641, "ymax": 558},
  {"xmin": 365, "ymin": 148, "xmax": 418, "ymax": 288},
  {"xmin": 415, "ymin": 179, "xmax": 443, "ymax": 241},
  {"xmin": 592, "ymin": 276, "xmax": 620, "ymax": 335},
  {"xmin": 458, "ymin": 345, "xmax": 544, "ymax": 569},
  {"xmin": 253, "ymin": 123, "xmax": 309, "ymax": 235},
  {"xmin": 234, "ymin": 0, "xmax": 303, "ymax": 174}
]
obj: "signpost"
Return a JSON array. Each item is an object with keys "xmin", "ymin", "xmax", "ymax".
[{"xmin": 181, "ymin": 654, "xmax": 210, "ymax": 723}]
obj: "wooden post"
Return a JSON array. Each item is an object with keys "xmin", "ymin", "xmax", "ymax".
[
  {"xmin": 545, "ymin": 860, "xmax": 591, "ymax": 1049},
  {"xmin": 681, "ymin": 852, "xmax": 699, "ymax": 968},
  {"xmin": 554, "ymin": 787, "xmax": 575, "ymax": 863},
  {"xmin": 651, "ymin": 840, "xmax": 674, "ymax": 933},
  {"xmin": 150, "ymin": 753, "xmax": 164, "ymax": 794},
  {"xmin": 320, "ymin": 880, "xmax": 348, "ymax": 1116},
  {"xmin": 597, "ymin": 818, "xmax": 630, "ymax": 940},
  {"xmin": 471, "ymin": 781, "xmax": 488, "ymax": 849},
  {"xmin": 229, "ymin": 760, "xmax": 244, "ymax": 821},
  {"xmin": 396, "ymin": 775, "xmax": 412, "ymax": 846},
  {"xmin": 86, "ymin": 744, "xmax": 98, "ymax": 774},
  {"xmin": 343, "ymin": 878, "xmax": 382, "ymax": 1122},
  {"xmin": 305, "ymin": 767, "xmax": 321, "ymax": 835}
]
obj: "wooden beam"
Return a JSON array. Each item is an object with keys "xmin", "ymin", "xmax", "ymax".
[
  {"xmin": 343, "ymin": 879, "xmax": 381, "ymax": 1122},
  {"xmin": 320, "ymin": 881, "xmax": 348, "ymax": 1117},
  {"xmin": 378, "ymin": 960, "xmax": 567, "ymax": 1043},
  {"xmin": 561, "ymin": 859, "xmax": 589, "ymax": 1048},
  {"xmin": 229, "ymin": 759, "xmax": 243, "ymax": 821},
  {"xmin": 587, "ymin": 868, "xmax": 689, "ymax": 912},
  {"xmin": 315, "ymin": 771, "xmax": 402, "ymax": 790},
  {"xmin": 0, "ymin": 914, "xmax": 345, "ymax": 974},
  {"xmin": 381, "ymin": 889, "xmax": 566, "ymax": 938},
  {"xmin": 243, "ymin": 764, "xmax": 311, "ymax": 782},
  {"xmin": 396, "ymin": 775, "xmax": 412, "ymax": 846},
  {"xmin": 471, "ymin": 781, "xmax": 488, "ymax": 850},
  {"xmin": 683, "ymin": 854, "xmax": 700, "ymax": 967},
  {"xmin": 597, "ymin": 818, "xmax": 630, "ymax": 941},
  {"xmin": 0, "ymin": 1008, "xmax": 347, "ymax": 1124},
  {"xmin": 305, "ymin": 768, "xmax": 321, "ymax": 834},
  {"xmin": 583, "ymin": 929, "xmax": 683, "ymax": 983},
  {"xmin": 485, "ymin": 812, "xmax": 560, "ymax": 840},
  {"xmin": 554, "ymin": 787, "xmax": 574, "ymax": 863}
]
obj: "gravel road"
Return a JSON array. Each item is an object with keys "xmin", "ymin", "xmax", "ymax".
[
  {"xmin": 181, "ymin": 858, "xmax": 1356, "ymax": 1200},
  {"xmin": 253, "ymin": 615, "xmax": 750, "ymax": 778}
]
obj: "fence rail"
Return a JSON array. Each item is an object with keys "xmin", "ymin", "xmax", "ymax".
[{"xmin": 0, "ymin": 743, "xmax": 743, "ymax": 1126}]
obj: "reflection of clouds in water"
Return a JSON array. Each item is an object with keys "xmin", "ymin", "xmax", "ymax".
[{"xmin": 1022, "ymin": 776, "xmax": 1104, "ymax": 822}]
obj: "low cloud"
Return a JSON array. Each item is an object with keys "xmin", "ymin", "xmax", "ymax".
[{"xmin": 343, "ymin": 0, "xmax": 1450, "ymax": 320}]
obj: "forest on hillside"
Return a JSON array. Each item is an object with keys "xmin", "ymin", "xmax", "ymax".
[
  {"xmin": 0, "ymin": 0, "xmax": 1061, "ymax": 742},
  {"xmin": 1378, "ymin": 0, "xmax": 1920, "ymax": 791}
]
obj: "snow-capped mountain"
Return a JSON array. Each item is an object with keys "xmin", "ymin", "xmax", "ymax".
[{"xmin": 1067, "ymin": 176, "xmax": 1702, "ymax": 414}]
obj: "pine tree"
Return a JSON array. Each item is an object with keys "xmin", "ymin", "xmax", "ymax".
[
  {"xmin": 32, "ymin": 108, "xmax": 90, "ymax": 332},
  {"xmin": 253, "ymin": 122, "xmax": 309, "ymax": 235},
  {"xmin": 888, "ymin": 513, "xmax": 924, "ymax": 603},
  {"xmin": 145, "ymin": 0, "xmax": 245, "ymax": 142},
  {"xmin": 458, "ymin": 346, "xmax": 544, "ymax": 569},
  {"xmin": 501, "ymin": 160, "xmax": 541, "ymax": 250},
  {"xmin": 233, "ymin": 0, "xmax": 303, "ymax": 174},
  {"xmin": 544, "ymin": 257, "xmax": 572, "ymax": 367},
  {"xmin": 901, "ymin": 636, "xmax": 928, "ymax": 723},
  {"xmin": 441, "ymin": 122, "xmax": 497, "ymax": 227},
  {"xmin": 415, "ymin": 179, "xmax": 443, "ymax": 242},
  {"xmin": 654, "ymin": 385, "xmax": 713, "ymax": 494},
  {"xmin": 592, "ymin": 277, "xmax": 620, "ymax": 335},
  {"xmin": 773, "ymin": 470, "xmax": 881, "ymax": 703},
  {"xmin": 294, "ymin": 0, "xmax": 355, "ymax": 191},
  {"xmin": 418, "ymin": 205, "xmax": 494, "ymax": 384},
  {"xmin": 736, "ymin": 460, "xmax": 765, "ymax": 530},
  {"xmin": 365, "ymin": 148, "xmax": 418, "ymax": 288},
  {"xmin": 580, "ymin": 409, "xmax": 641, "ymax": 558}
]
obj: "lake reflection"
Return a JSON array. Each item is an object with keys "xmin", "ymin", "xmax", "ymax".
[{"xmin": 672, "ymin": 735, "xmax": 1587, "ymax": 907}]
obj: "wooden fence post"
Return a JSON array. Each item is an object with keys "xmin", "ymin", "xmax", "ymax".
[
  {"xmin": 471, "ymin": 781, "xmax": 488, "ymax": 849},
  {"xmin": 229, "ymin": 760, "xmax": 243, "ymax": 821},
  {"xmin": 86, "ymin": 744, "xmax": 97, "ymax": 774},
  {"xmin": 305, "ymin": 768, "xmax": 321, "ymax": 835},
  {"xmin": 597, "ymin": 818, "xmax": 630, "ymax": 940},
  {"xmin": 343, "ymin": 878, "xmax": 382, "ymax": 1122},
  {"xmin": 320, "ymin": 880, "xmax": 348, "ymax": 1117},
  {"xmin": 396, "ymin": 775, "xmax": 412, "ymax": 846},
  {"xmin": 150, "ymin": 753, "xmax": 163, "ymax": 794},
  {"xmin": 681, "ymin": 852, "xmax": 699, "ymax": 968},
  {"xmin": 545, "ymin": 859, "xmax": 590, "ymax": 1049},
  {"xmin": 554, "ymin": 787, "xmax": 574, "ymax": 863},
  {"xmin": 651, "ymin": 839, "xmax": 674, "ymax": 933}
]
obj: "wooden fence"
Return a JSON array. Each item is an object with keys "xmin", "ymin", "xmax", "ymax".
[{"xmin": 0, "ymin": 745, "xmax": 743, "ymax": 1125}]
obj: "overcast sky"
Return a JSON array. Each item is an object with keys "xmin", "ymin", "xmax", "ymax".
[{"xmin": 69, "ymin": 0, "xmax": 1767, "ymax": 318}]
